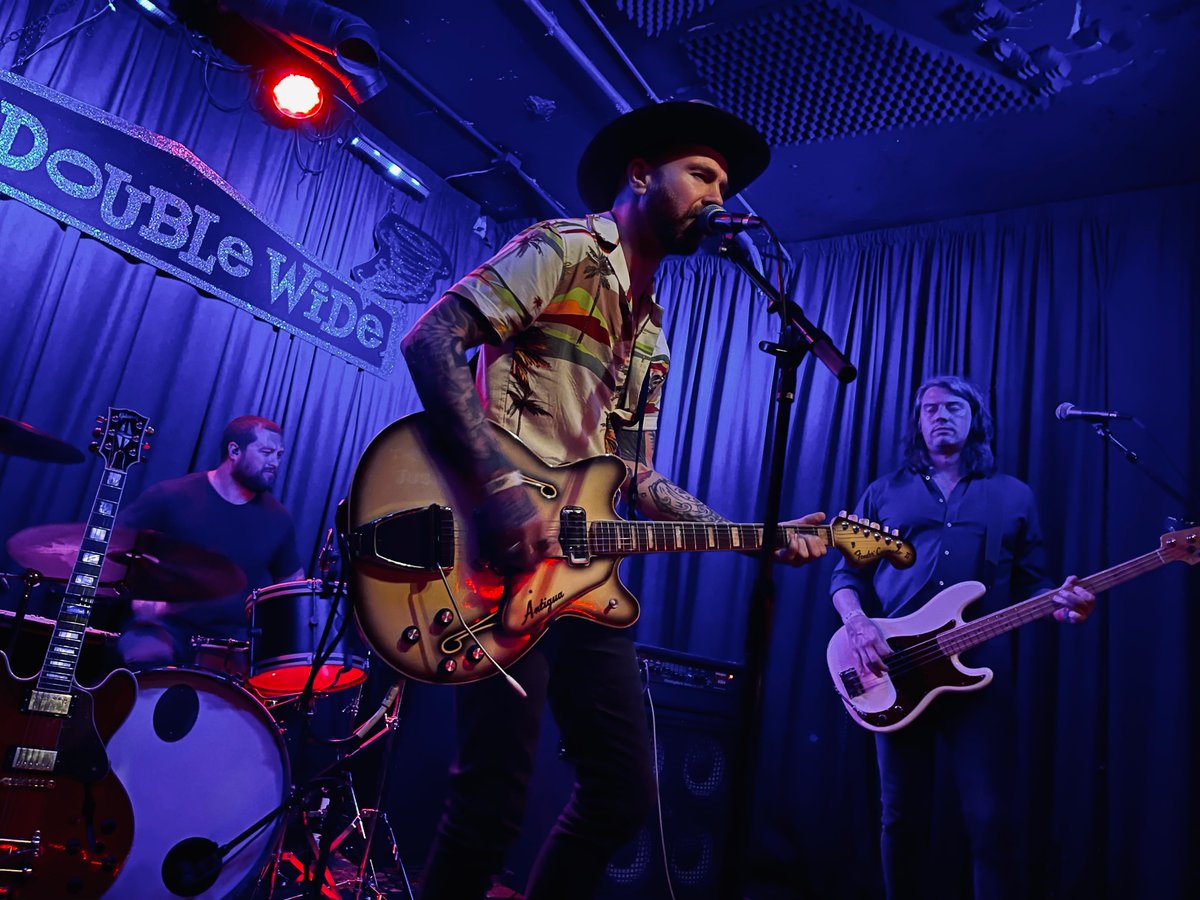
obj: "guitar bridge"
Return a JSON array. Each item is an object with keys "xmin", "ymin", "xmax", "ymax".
[
  {"xmin": 348, "ymin": 505, "xmax": 455, "ymax": 572},
  {"xmin": 838, "ymin": 668, "xmax": 864, "ymax": 698}
]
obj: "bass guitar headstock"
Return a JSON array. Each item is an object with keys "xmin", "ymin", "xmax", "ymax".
[
  {"xmin": 830, "ymin": 511, "xmax": 915, "ymax": 569},
  {"xmin": 1159, "ymin": 527, "xmax": 1200, "ymax": 565}
]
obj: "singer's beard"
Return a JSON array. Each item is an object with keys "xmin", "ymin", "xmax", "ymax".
[{"xmin": 646, "ymin": 185, "xmax": 704, "ymax": 256}]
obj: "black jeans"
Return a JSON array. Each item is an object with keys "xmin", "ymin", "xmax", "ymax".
[
  {"xmin": 874, "ymin": 674, "xmax": 1023, "ymax": 900},
  {"xmin": 419, "ymin": 619, "xmax": 656, "ymax": 900}
]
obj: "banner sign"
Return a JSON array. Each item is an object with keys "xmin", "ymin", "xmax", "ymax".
[{"xmin": 0, "ymin": 68, "xmax": 412, "ymax": 377}]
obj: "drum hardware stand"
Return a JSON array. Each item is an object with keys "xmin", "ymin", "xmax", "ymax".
[
  {"xmin": 259, "ymin": 680, "xmax": 412, "ymax": 900},
  {"xmin": 2, "ymin": 568, "xmax": 42, "ymax": 657}
]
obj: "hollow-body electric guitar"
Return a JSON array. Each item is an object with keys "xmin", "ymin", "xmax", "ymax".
[
  {"xmin": 0, "ymin": 408, "xmax": 151, "ymax": 896},
  {"xmin": 827, "ymin": 527, "xmax": 1199, "ymax": 732},
  {"xmin": 348, "ymin": 413, "xmax": 915, "ymax": 685}
]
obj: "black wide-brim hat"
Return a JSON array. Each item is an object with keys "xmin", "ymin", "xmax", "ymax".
[{"xmin": 576, "ymin": 101, "xmax": 770, "ymax": 212}]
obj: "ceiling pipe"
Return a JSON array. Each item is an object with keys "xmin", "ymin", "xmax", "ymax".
[
  {"xmin": 379, "ymin": 50, "xmax": 568, "ymax": 217},
  {"xmin": 516, "ymin": 0, "xmax": 633, "ymax": 113},
  {"xmin": 574, "ymin": 0, "xmax": 661, "ymax": 103}
]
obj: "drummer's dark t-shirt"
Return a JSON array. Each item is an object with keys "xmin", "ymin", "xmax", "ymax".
[{"xmin": 118, "ymin": 472, "xmax": 302, "ymax": 640}]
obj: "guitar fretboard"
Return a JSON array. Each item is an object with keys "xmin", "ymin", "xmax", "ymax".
[
  {"xmin": 587, "ymin": 520, "xmax": 832, "ymax": 556},
  {"xmin": 35, "ymin": 469, "xmax": 127, "ymax": 695},
  {"xmin": 938, "ymin": 548, "xmax": 1171, "ymax": 656}
]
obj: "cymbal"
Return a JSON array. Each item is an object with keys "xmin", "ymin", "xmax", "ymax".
[
  {"xmin": 0, "ymin": 417, "xmax": 85, "ymax": 464},
  {"xmin": 6, "ymin": 524, "xmax": 247, "ymax": 602}
]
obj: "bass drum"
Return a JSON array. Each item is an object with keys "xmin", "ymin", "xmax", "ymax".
[{"xmin": 104, "ymin": 668, "xmax": 289, "ymax": 899}]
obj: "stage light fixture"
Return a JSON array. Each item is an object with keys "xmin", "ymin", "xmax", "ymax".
[
  {"xmin": 270, "ymin": 72, "xmax": 323, "ymax": 119},
  {"xmin": 120, "ymin": 0, "xmax": 176, "ymax": 26},
  {"xmin": 348, "ymin": 134, "xmax": 429, "ymax": 199}
]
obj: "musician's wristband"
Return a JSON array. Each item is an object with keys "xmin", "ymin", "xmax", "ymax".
[
  {"xmin": 483, "ymin": 471, "xmax": 524, "ymax": 496},
  {"xmin": 841, "ymin": 608, "xmax": 868, "ymax": 625}
]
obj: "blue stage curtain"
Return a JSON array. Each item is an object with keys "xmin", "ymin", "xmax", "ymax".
[
  {"xmin": 2, "ymin": 4, "xmax": 1196, "ymax": 897},
  {"xmin": 630, "ymin": 184, "xmax": 1198, "ymax": 897},
  {"xmin": 0, "ymin": 3, "xmax": 488, "ymax": 574}
]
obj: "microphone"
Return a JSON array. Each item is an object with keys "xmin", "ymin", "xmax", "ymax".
[
  {"xmin": 317, "ymin": 526, "xmax": 339, "ymax": 582},
  {"xmin": 695, "ymin": 204, "xmax": 764, "ymax": 235},
  {"xmin": 1055, "ymin": 402, "xmax": 1133, "ymax": 422},
  {"xmin": 349, "ymin": 679, "xmax": 404, "ymax": 740}
]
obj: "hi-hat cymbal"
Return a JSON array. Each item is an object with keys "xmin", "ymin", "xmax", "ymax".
[
  {"xmin": 6, "ymin": 524, "xmax": 247, "ymax": 602},
  {"xmin": 0, "ymin": 417, "xmax": 85, "ymax": 464}
]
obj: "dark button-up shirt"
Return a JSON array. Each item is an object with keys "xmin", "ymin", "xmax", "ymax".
[{"xmin": 830, "ymin": 467, "xmax": 1053, "ymax": 619}]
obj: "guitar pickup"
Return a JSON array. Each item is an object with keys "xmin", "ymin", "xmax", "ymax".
[
  {"xmin": 348, "ymin": 505, "xmax": 455, "ymax": 572},
  {"xmin": 9, "ymin": 746, "xmax": 57, "ymax": 773},
  {"xmin": 838, "ymin": 668, "xmax": 864, "ymax": 698},
  {"xmin": 25, "ymin": 690, "xmax": 71, "ymax": 716},
  {"xmin": 560, "ymin": 506, "xmax": 589, "ymax": 566}
]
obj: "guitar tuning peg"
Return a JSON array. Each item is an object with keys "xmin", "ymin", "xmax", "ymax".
[
  {"xmin": 92, "ymin": 426, "xmax": 103, "ymax": 437},
  {"xmin": 848, "ymin": 513, "xmax": 859, "ymax": 522},
  {"xmin": 88, "ymin": 441, "xmax": 99, "ymax": 453},
  {"xmin": 870, "ymin": 521, "xmax": 880, "ymax": 530},
  {"xmin": 838, "ymin": 509, "xmax": 847, "ymax": 518},
  {"xmin": 892, "ymin": 528, "xmax": 900, "ymax": 536},
  {"xmin": 145, "ymin": 426, "xmax": 155, "ymax": 435}
]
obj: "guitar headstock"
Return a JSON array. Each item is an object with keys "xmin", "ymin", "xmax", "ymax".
[
  {"xmin": 1159, "ymin": 528, "xmax": 1200, "ymax": 565},
  {"xmin": 90, "ymin": 407, "xmax": 153, "ymax": 473},
  {"xmin": 830, "ymin": 511, "xmax": 916, "ymax": 569}
]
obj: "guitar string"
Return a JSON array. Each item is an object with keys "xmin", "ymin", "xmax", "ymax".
[
  {"xmin": 855, "ymin": 551, "xmax": 1170, "ymax": 683},
  {"xmin": 446, "ymin": 522, "xmax": 903, "ymax": 554},
  {"xmin": 868, "ymin": 554, "xmax": 1167, "ymax": 680}
]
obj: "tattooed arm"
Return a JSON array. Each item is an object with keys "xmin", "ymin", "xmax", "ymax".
[
  {"xmin": 401, "ymin": 294, "xmax": 508, "ymax": 485},
  {"xmin": 613, "ymin": 426, "xmax": 728, "ymax": 523},
  {"xmin": 401, "ymin": 294, "xmax": 546, "ymax": 572},
  {"xmin": 613, "ymin": 426, "xmax": 827, "ymax": 565}
]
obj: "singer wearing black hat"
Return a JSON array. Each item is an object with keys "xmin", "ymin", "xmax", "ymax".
[{"xmin": 401, "ymin": 101, "xmax": 828, "ymax": 899}]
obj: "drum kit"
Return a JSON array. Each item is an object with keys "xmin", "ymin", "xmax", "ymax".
[{"xmin": 0, "ymin": 417, "xmax": 411, "ymax": 899}]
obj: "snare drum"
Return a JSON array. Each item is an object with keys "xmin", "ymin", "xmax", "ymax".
[
  {"xmin": 105, "ymin": 668, "xmax": 289, "ymax": 899},
  {"xmin": 247, "ymin": 579, "xmax": 369, "ymax": 696},
  {"xmin": 190, "ymin": 635, "xmax": 250, "ymax": 678}
]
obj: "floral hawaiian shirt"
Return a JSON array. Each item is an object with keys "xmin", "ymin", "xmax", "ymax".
[{"xmin": 448, "ymin": 214, "xmax": 669, "ymax": 466}]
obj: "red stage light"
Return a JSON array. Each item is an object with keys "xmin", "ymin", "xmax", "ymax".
[{"xmin": 270, "ymin": 73, "xmax": 323, "ymax": 119}]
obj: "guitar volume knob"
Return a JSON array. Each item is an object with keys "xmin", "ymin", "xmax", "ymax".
[
  {"xmin": 466, "ymin": 644, "xmax": 485, "ymax": 663},
  {"xmin": 401, "ymin": 626, "xmax": 421, "ymax": 644},
  {"xmin": 435, "ymin": 608, "xmax": 455, "ymax": 626},
  {"xmin": 438, "ymin": 657, "xmax": 458, "ymax": 675}
]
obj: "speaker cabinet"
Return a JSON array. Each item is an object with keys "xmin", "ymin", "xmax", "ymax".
[
  {"xmin": 508, "ymin": 644, "xmax": 743, "ymax": 897},
  {"xmin": 595, "ymin": 645, "xmax": 742, "ymax": 899}
]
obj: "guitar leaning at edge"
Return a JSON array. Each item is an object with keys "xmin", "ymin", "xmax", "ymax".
[
  {"xmin": 347, "ymin": 412, "xmax": 916, "ymax": 685},
  {"xmin": 826, "ymin": 527, "xmax": 1200, "ymax": 732},
  {"xmin": 0, "ymin": 408, "xmax": 151, "ymax": 897}
]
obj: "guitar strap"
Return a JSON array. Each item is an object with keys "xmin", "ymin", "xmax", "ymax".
[{"xmin": 622, "ymin": 370, "xmax": 654, "ymax": 521}]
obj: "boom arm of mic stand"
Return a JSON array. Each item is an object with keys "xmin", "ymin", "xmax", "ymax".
[{"xmin": 720, "ymin": 236, "xmax": 857, "ymax": 384}]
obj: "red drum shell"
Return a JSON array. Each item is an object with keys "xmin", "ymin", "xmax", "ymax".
[{"xmin": 246, "ymin": 579, "xmax": 368, "ymax": 695}]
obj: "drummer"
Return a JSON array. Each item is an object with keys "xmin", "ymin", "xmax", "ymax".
[{"xmin": 117, "ymin": 415, "xmax": 303, "ymax": 670}]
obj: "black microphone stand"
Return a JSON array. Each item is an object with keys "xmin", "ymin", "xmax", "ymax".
[
  {"xmin": 1088, "ymin": 421, "xmax": 1197, "ymax": 527},
  {"xmin": 716, "ymin": 232, "xmax": 855, "ymax": 899}
]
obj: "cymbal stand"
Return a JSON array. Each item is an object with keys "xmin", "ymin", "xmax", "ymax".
[{"xmin": 2, "ymin": 569, "xmax": 41, "ymax": 657}]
